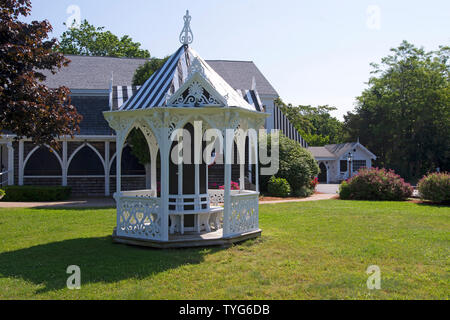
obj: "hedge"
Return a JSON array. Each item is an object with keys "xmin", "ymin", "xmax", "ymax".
[
  {"xmin": 1, "ymin": 186, "xmax": 72, "ymax": 202},
  {"xmin": 418, "ymin": 172, "xmax": 450, "ymax": 203},
  {"xmin": 267, "ymin": 176, "xmax": 291, "ymax": 197},
  {"xmin": 339, "ymin": 167, "xmax": 413, "ymax": 201}
]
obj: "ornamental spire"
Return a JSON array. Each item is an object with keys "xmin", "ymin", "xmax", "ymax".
[{"xmin": 179, "ymin": 10, "xmax": 193, "ymax": 45}]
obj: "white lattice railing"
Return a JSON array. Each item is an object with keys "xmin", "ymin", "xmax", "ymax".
[
  {"xmin": 227, "ymin": 191, "xmax": 259, "ymax": 235},
  {"xmin": 115, "ymin": 192, "xmax": 161, "ymax": 240}
]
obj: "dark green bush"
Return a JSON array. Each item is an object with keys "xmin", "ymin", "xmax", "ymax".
[
  {"xmin": 418, "ymin": 172, "xmax": 450, "ymax": 203},
  {"xmin": 260, "ymin": 133, "xmax": 319, "ymax": 197},
  {"xmin": 1, "ymin": 186, "xmax": 72, "ymax": 202},
  {"xmin": 267, "ymin": 176, "xmax": 291, "ymax": 197},
  {"xmin": 339, "ymin": 167, "xmax": 413, "ymax": 201}
]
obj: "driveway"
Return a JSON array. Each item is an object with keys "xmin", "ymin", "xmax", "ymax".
[{"xmin": 316, "ymin": 184, "xmax": 340, "ymax": 195}]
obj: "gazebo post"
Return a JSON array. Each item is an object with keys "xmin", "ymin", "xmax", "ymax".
[
  {"xmin": 159, "ymin": 124, "xmax": 170, "ymax": 242},
  {"xmin": 116, "ymin": 136, "xmax": 124, "ymax": 194},
  {"xmin": 223, "ymin": 121, "xmax": 233, "ymax": 236}
]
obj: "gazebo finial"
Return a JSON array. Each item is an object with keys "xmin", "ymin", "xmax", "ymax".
[{"xmin": 179, "ymin": 10, "xmax": 193, "ymax": 45}]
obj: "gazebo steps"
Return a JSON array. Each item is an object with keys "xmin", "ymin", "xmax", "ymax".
[{"xmin": 112, "ymin": 228, "xmax": 261, "ymax": 249}]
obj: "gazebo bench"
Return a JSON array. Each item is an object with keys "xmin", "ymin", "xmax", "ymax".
[{"xmin": 169, "ymin": 206, "xmax": 223, "ymax": 235}]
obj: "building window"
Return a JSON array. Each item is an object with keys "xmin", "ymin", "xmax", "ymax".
[
  {"xmin": 24, "ymin": 147, "xmax": 62, "ymax": 176},
  {"xmin": 68, "ymin": 146, "xmax": 104, "ymax": 176},
  {"xmin": 340, "ymin": 160, "xmax": 348, "ymax": 172},
  {"xmin": 353, "ymin": 160, "xmax": 367, "ymax": 172}
]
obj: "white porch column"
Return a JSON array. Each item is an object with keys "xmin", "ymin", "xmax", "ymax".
[
  {"xmin": 159, "ymin": 124, "xmax": 170, "ymax": 242},
  {"xmin": 7, "ymin": 141, "xmax": 14, "ymax": 185},
  {"xmin": 105, "ymin": 141, "xmax": 110, "ymax": 196},
  {"xmin": 151, "ymin": 152, "xmax": 157, "ymax": 191},
  {"xmin": 255, "ymin": 142, "xmax": 260, "ymax": 192},
  {"xmin": 223, "ymin": 123, "xmax": 233, "ymax": 236},
  {"xmin": 62, "ymin": 140, "xmax": 68, "ymax": 186},
  {"xmin": 116, "ymin": 137, "xmax": 124, "ymax": 194},
  {"xmin": 18, "ymin": 140, "xmax": 24, "ymax": 186}
]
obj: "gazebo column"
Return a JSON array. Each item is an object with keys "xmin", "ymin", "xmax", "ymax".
[
  {"xmin": 151, "ymin": 151, "xmax": 157, "ymax": 192},
  {"xmin": 223, "ymin": 125, "xmax": 233, "ymax": 236},
  {"xmin": 159, "ymin": 125, "xmax": 170, "ymax": 242},
  {"xmin": 116, "ymin": 134, "xmax": 126, "ymax": 194}
]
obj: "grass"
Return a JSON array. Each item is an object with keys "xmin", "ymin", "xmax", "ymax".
[{"xmin": 0, "ymin": 200, "xmax": 448, "ymax": 300}]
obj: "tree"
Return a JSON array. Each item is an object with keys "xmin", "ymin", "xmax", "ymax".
[
  {"xmin": 344, "ymin": 41, "xmax": 449, "ymax": 182},
  {"xmin": 59, "ymin": 20, "xmax": 150, "ymax": 58},
  {"xmin": 276, "ymin": 98, "xmax": 345, "ymax": 146},
  {"xmin": 0, "ymin": 0, "xmax": 82, "ymax": 146},
  {"xmin": 133, "ymin": 56, "xmax": 169, "ymax": 85},
  {"xmin": 260, "ymin": 133, "xmax": 319, "ymax": 196}
]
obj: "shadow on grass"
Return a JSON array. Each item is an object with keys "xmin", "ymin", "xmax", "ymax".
[{"xmin": 0, "ymin": 236, "xmax": 221, "ymax": 294}]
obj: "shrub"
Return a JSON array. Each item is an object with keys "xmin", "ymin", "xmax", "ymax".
[
  {"xmin": 1, "ymin": 186, "xmax": 72, "ymax": 202},
  {"xmin": 260, "ymin": 133, "xmax": 319, "ymax": 197},
  {"xmin": 339, "ymin": 167, "xmax": 413, "ymax": 201},
  {"xmin": 0, "ymin": 189, "xmax": 5, "ymax": 200},
  {"xmin": 267, "ymin": 176, "xmax": 291, "ymax": 197},
  {"xmin": 418, "ymin": 172, "xmax": 450, "ymax": 203},
  {"xmin": 219, "ymin": 181, "xmax": 240, "ymax": 190}
]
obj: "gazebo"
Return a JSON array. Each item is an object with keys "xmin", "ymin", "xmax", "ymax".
[{"xmin": 104, "ymin": 11, "xmax": 268, "ymax": 248}]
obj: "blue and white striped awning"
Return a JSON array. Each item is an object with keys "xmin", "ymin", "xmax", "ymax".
[
  {"xmin": 110, "ymin": 85, "xmax": 141, "ymax": 110},
  {"xmin": 274, "ymin": 105, "xmax": 308, "ymax": 148}
]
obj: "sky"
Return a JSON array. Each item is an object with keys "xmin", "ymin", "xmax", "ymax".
[{"xmin": 27, "ymin": 0, "xmax": 450, "ymax": 119}]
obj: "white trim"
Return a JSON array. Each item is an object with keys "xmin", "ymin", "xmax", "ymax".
[
  {"xmin": 7, "ymin": 142, "xmax": 14, "ymax": 185},
  {"xmin": 67, "ymin": 142, "xmax": 106, "ymax": 173},
  {"xmin": 62, "ymin": 140, "xmax": 68, "ymax": 186},
  {"xmin": 105, "ymin": 141, "xmax": 110, "ymax": 196},
  {"xmin": 18, "ymin": 140, "xmax": 24, "ymax": 186},
  {"xmin": 24, "ymin": 176, "xmax": 62, "ymax": 179},
  {"xmin": 23, "ymin": 145, "xmax": 63, "ymax": 179},
  {"xmin": 355, "ymin": 142, "xmax": 377, "ymax": 160}
]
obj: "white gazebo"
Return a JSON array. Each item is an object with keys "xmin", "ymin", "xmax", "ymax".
[{"xmin": 104, "ymin": 11, "xmax": 268, "ymax": 248}]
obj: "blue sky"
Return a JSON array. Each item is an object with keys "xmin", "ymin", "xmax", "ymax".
[{"xmin": 28, "ymin": 0, "xmax": 449, "ymax": 119}]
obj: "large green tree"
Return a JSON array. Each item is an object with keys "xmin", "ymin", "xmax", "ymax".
[
  {"xmin": 59, "ymin": 20, "xmax": 150, "ymax": 58},
  {"xmin": 277, "ymin": 99, "xmax": 345, "ymax": 146},
  {"xmin": 344, "ymin": 41, "xmax": 449, "ymax": 182},
  {"xmin": 0, "ymin": 0, "xmax": 82, "ymax": 146}
]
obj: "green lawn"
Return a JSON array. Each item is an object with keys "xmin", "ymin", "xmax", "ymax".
[{"xmin": 0, "ymin": 200, "xmax": 448, "ymax": 300}]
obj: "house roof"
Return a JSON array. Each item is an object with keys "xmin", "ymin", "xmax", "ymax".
[
  {"xmin": 42, "ymin": 55, "xmax": 149, "ymax": 90},
  {"xmin": 41, "ymin": 54, "xmax": 279, "ymax": 96},
  {"xmin": 308, "ymin": 142, "xmax": 376, "ymax": 160},
  {"xmin": 206, "ymin": 60, "xmax": 278, "ymax": 97},
  {"xmin": 119, "ymin": 45, "xmax": 254, "ymax": 111},
  {"xmin": 307, "ymin": 147, "xmax": 335, "ymax": 158}
]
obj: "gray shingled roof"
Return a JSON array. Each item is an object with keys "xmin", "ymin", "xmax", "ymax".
[
  {"xmin": 42, "ymin": 55, "xmax": 278, "ymax": 96},
  {"xmin": 325, "ymin": 143, "xmax": 359, "ymax": 158},
  {"xmin": 308, "ymin": 143, "xmax": 375, "ymax": 160},
  {"xmin": 42, "ymin": 55, "xmax": 149, "ymax": 90},
  {"xmin": 206, "ymin": 60, "xmax": 278, "ymax": 96},
  {"xmin": 307, "ymin": 147, "xmax": 336, "ymax": 158}
]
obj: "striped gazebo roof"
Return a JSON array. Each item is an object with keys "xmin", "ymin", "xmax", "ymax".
[{"xmin": 118, "ymin": 45, "xmax": 255, "ymax": 111}]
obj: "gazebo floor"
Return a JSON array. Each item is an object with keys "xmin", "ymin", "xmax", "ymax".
[{"xmin": 112, "ymin": 228, "xmax": 261, "ymax": 249}]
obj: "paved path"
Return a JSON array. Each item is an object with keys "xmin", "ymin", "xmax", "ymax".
[
  {"xmin": 260, "ymin": 193, "xmax": 337, "ymax": 204},
  {"xmin": 0, "ymin": 193, "xmax": 338, "ymax": 209},
  {"xmin": 316, "ymin": 184, "xmax": 340, "ymax": 195},
  {"xmin": 0, "ymin": 197, "xmax": 116, "ymax": 209}
]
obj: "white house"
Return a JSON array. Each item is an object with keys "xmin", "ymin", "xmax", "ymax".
[{"xmin": 308, "ymin": 142, "xmax": 377, "ymax": 184}]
